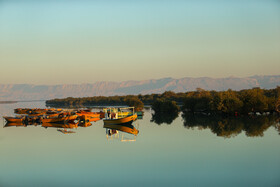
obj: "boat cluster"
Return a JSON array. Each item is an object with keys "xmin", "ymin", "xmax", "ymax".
[
  {"xmin": 3, "ymin": 107, "xmax": 142, "ymax": 137},
  {"xmin": 4, "ymin": 108, "xmax": 104, "ymax": 125},
  {"xmin": 3, "ymin": 107, "xmax": 143, "ymax": 125}
]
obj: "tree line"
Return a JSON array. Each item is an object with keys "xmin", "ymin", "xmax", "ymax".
[{"xmin": 46, "ymin": 87, "xmax": 280, "ymax": 115}]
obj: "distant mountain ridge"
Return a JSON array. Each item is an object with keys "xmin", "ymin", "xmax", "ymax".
[{"xmin": 0, "ymin": 75, "xmax": 279, "ymax": 101}]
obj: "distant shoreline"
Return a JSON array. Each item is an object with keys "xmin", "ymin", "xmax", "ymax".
[
  {"xmin": 0, "ymin": 101, "xmax": 18, "ymax": 104},
  {"xmin": 0, "ymin": 100, "xmax": 45, "ymax": 104}
]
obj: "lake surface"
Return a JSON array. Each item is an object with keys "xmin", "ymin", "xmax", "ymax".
[{"xmin": 0, "ymin": 101, "xmax": 279, "ymax": 187}]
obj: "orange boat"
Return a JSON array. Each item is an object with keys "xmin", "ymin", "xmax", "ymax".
[
  {"xmin": 3, "ymin": 116, "xmax": 25, "ymax": 123},
  {"xmin": 14, "ymin": 108, "xmax": 29, "ymax": 114},
  {"xmin": 41, "ymin": 113, "xmax": 78, "ymax": 123},
  {"xmin": 103, "ymin": 107, "xmax": 137, "ymax": 125},
  {"xmin": 78, "ymin": 122, "xmax": 92, "ymax": 127},
  {"xmin": 76, "ymin": 111, "xmax": 101, "ymax": 122},
  {"xmin": 15, "ymin": 108, "xmax": 63, "ymax": 115},
  {"xmin": 103, "ymin": 114, "xmax": 137, "ymax": 125}
]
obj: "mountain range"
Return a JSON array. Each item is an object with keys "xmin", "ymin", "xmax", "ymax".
[{"xmin": 0, "ymin": 75, "xmax": 279, "ymax": 101}]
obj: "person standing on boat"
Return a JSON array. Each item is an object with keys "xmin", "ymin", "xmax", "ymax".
[{"xmin": 107, "ymin": 110, "xmax": 111, "ymax": 119}]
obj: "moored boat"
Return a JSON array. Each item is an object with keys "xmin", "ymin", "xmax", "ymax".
[
  {"xmin": 3, "ymin": 116, "xmax": 25, "ymax": 123},
  {"xmin": 14, "ymin": 108, "xmax": 29, "ymax": 114},
  {"xmin": 103, "ymin": 114, "xmax": 137, "ymax": 125},
  {"xmin": 41, "ymin": 113, "xmax": 78, "ymax": 123},
  {"xmin": 103, "ymin": 107, "xmax": 137, "ymax": 125},
  {"xmin": 76, "ymin": 110, "xmax": 101, "ymax": 122}
]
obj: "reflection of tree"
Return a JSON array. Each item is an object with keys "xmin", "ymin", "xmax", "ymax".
[
  {"xmin": 274, "ymin": 119, "xmax": 280, "ymax": 135},
  {"xmin": 182, "ymin": 112, "xmax": 279, "ymax": 138},
  {"xmin": 242, "ymin": 117, "xmax": 274, "ymax": 137},
  {"xmin": 150, "ymin": 98, "xmax": 180, "ymax": 125},
  {"xmin": 151, "ymin": 111, "xmax": 179, "ymax": 125}
]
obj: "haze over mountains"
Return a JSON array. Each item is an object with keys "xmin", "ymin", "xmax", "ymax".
[{"xmin": 0, "ymin": 75, "xmax": 279, "ymax": 101}]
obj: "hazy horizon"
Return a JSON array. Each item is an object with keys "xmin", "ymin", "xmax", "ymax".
[
  {"xmin": 0, "ymin": 74, "xmax": 279, "ymax": 86},
  {"xmin": 1, "ymin": 0, "xmax": 280, "ymax": 84}
]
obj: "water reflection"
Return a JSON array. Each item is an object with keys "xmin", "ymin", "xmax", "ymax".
[
  {"xmin": 4, "ymin": 122, "xmax": 29, "ymax": 127},
  {"xmin": 182, "ymin": 112, "xmax": 280, "ymax": 138},
  {"xmin": 104, "ymin": 121, "xmax": 139, "ymax": 142},
  {"xmin": 3, "ymin": 121, "xmax": 92, "ymax": 134},
  {"xmin": 42, "ymin": 122, "xmax": 79, "ymax": 134},
  {"xmin": 151, "ymin": 112, "xmax": 178, "ymax": 125}
]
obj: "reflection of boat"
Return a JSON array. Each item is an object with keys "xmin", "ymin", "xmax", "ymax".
[
  {"xmin": 104, "ymin": 121, "xmax": 139, "ymax": 142},
  {"xmin": 42, "ymin": 123, "xmax": 78, "ymax": 129},
  {"xmin": 57, "ymin": 129, "xmax": 76, "ymax": 134},
  {"xmin": 3, "ymin": 116, "xmax": 24, "ymax": 123},
  {"xmin": 103, "ymin": 107, "xmax": 137, "ymax": 125},
  {"xmin": 42, "ymin": 122, "xmax": 78, "ymax": 134},
  {"xmin": 76, "ymin": 110, "xmax": 101, "ymax": 122},
  {"xmin": 4, "ymin": 122, "xmax": 27, "ymax": 127},
  {"xmin": 104, "ymin": 123, "xmax": 139, "ymax": 135}
]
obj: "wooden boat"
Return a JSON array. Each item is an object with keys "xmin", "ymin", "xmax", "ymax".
[
  {"xmin": 103, "ymin": 114, "xmax": 137, "ymax": 125},
  {"xmin": 78, "ymin": 122, "xmax": 92, "ymax": 127},
  {"xmin": 117, "ymin": 111, "xmax": 130, "ymax": 118},
  {"xmin": 103, "ymin": 107, "xmax": 137, "ymax": 125},
  {"xmin": 118, "ymin": 111, "xmax": 144, "ymax": 119},
  {"xmin": 27, "ymin": 111, "xmax": 46, "ymax": 116},
  {"xmin": 14, "ymin": 108, "xmax": 62, "ymax": 115},
  {"xmin": 99, "ymin": 111, "xmax": 105, "ymax": 119},
  {"xmin": 76, "ymin": 111, "xmax": 101, "ymax": 122},
  {"xmin": 41, "ymin": 113, "xmax": 78, "ymax": 123},
  {"xmin": 3, "ymin": 116, "xmax": 25, "ymax": 123},
  {"xmin": 14, "ymin": 108, "xmax": 29, "ymax": 114}
]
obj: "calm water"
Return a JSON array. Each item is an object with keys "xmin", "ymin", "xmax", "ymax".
[{"xmin": 0, "ymin": 101, "xmax": 279, "ymax": 187}]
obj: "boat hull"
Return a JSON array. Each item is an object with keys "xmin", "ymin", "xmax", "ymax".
[
  {"xmin": 103, "ymin": 114, "xmax": 137, "ymax": 125},
  {"xmin": 76, "ymin": 112, "xmax": 101, "ymax": 122},
  {"xmin": 3, "ymin": 116, "xmax": 24, "ymax": 123}
]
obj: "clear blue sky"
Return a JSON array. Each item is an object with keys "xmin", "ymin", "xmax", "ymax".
[{"xmin": 0, "ymin": 0, "xmax": 279, "ymax": 84}]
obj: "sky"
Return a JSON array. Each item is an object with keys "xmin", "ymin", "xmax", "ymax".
[{"xmin": 0, "ymin": 0, "xmax": 280, "ymax": 85}]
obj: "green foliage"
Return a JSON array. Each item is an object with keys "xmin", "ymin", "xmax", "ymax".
[
  {"xmin": 151, "ymin": 99, "xmax": 180, "ymax": 114},
  {"xmin": 240, "ymin": 88, "xmax": 268, "ymax": 114},
  {"xmin": 182, "ymin": 89, "xmax": 212, "ymax": 113},
  {"xmin": 46, "ymin": 87, "xmax": 280, "ymax": 115},
  {"xmin": 211, "ymin": 90, "xmax": 243, "ymax": 114},
  {"xmin": 124, "ymin": 97, "xmax": 144, "ymax": 111}
]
